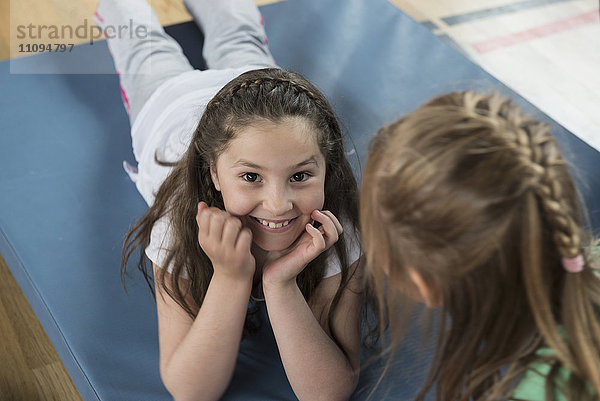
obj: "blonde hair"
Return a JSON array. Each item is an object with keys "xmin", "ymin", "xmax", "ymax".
[{"xmin": 361, "ymin": 91, "xmax": 600, "ymax": 400}]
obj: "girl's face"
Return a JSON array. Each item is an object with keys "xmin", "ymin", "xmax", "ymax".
[{"xmin": 211, "ymin": 117, "xmax": 326, "ymax": 252}]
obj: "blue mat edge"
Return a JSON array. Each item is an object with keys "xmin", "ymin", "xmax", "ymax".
[{"xmin": 0, "ymin": 226, "xmax": 100, "ymax": 401}]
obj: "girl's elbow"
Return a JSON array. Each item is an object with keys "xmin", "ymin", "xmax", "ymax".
[
  {"xmin": 161, "ymin": 367, "xmax": 226, "ymax": 401},
  {"xmin": 161, "ymin": 368, "xmax": 204, "ymax": 401},
  {"xmin": 160, "ymin": 369, "xmax": 186, "ymax": 401},
  {"xmin": 317, "ymin": 369, "xmax": 360, "ymax": 401},
  {"xmin": 347, "ymin": 373, "xmax": 360, "ymax": 400},
  {"xmin": 165, "ymin": 386, "xmax": 221, "ymax": 401},
  {"xmin": 338, "ymin": 367, "xmax": 360, "ymax": 401}
]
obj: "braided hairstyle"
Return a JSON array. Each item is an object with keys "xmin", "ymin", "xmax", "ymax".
[
  {"xmin": 360, "ymin": 91, "xmax": 600, "ymax": 400},
  {"xmin": 123, "ymin": 68, "xmax": 359, "ymax": 337}
]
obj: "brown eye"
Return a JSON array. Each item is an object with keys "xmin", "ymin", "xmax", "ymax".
[
  {"xmin": 242, "ymin": 173, "xmax": 260, "ymax": 182},
  {"xmin": 291, "ymin": 172, "xmax": 310, "ymax": 182}
]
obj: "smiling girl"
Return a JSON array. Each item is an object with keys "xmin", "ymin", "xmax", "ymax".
[{"xmin": 96, "ymin": 0, "xmax": 364, "ymax": 399}]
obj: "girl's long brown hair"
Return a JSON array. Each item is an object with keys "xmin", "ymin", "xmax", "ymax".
[
  {"xmin": 361, "ymin": 91, "xmax": 600, "ymax": 400},
  {"xmin": 122, "ymin": 68, "xmax": 360, "ymax": 337}
]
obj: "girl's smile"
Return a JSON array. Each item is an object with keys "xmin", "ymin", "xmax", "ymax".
[
  {"xmin": 210, "ymin": 116, "xmax": 326, "ymax": 252},
  {"xmin": 250, "ymin": 216, "xmax": 297, "ymax": 231}
]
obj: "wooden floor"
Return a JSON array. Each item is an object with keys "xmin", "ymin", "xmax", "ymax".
[
  {"xmin": 0, "ymin": 254, "xmax": 82, "ymax": 401},
  {"xmin": 0, "ymin": 0, "xmax": 597, "ymax": 400}
]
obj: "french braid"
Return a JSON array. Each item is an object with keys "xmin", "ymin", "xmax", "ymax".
[
  {"xmin": 361, "ymin": 90, "xmax": 600, "ymax": 401},
  {"xmin": 465, "ymin": 92, "xmax": 582, "ymax": 261},
  {"xmin": 211, "ymin": 76, "xmax": 340, "ymax": 142}
]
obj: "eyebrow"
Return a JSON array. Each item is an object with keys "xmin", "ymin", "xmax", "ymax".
[{"xmin": 233, "ymin": 156, "xmax": 319, "ymax": 169}]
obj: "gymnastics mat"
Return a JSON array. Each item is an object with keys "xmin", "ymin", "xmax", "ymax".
[{"xmin": 1, "ymin": 0, "xmax": 598, "ymax": 400}]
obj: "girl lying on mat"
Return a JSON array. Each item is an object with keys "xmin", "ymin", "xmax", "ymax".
[
  {"xmin": 361, "ymin": 91, "xmax": 600, "ymax": 401},
  {"xmin": 95, "ymin": 0, "xmax": 364, "ymax": 400}
]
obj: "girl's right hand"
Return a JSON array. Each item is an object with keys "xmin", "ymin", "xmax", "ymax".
[{"xmin": 196, "ymin": 202, "xmax": 255, "ymax": 282}]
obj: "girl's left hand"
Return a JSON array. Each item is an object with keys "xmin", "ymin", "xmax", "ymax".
[{"xmin": 262, "ymin": 210, "xmax": 343, "ymax": 287}]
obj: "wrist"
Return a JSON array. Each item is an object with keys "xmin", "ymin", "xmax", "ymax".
[
  {"xmin": 262, "ymin": 277, "xmax": 298, "ymax": 295},
  {"xmin": 211, "ymin": 270, "xmax": 253, "ymax": 289}
]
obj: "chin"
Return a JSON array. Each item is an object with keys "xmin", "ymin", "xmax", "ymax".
[{"xmin": 252, "ymin": 236, "xmax": 297, "ymax": 252}]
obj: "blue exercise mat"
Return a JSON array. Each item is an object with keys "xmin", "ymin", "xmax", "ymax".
[{"xmin": 1, "ymin": 0, "xmax": 598, "ymax": 400}]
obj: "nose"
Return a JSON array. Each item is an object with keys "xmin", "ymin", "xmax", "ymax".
[{"xmin": 262, "ymin": 182, "xmax": 293, "ymax": 216}]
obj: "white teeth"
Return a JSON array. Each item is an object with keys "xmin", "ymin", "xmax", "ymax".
[{"xmin": 258, "ymin": 219, "xmax": 290, "ymax": 229}]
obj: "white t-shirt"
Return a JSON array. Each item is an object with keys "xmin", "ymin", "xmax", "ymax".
[{"xmin": 128, "ymin": 67, "xmax": 361, "ymax": 278}]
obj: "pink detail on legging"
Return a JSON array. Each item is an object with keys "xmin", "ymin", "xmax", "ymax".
[
  {"xmin": 116, "ymin": 72, "xmax": 131, "ymax": 113},
  {"xmin": 101, "ymin": 31, "xmax": 131, "ymax": 115}
]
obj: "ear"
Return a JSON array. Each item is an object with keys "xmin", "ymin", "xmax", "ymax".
[
  {"xmin": 210, "ymin": 164, "xmax": 221, "ymax": 192},
  {"xmin": 407, "ymin": 268, "xmax": 442, "ymax": 308}
]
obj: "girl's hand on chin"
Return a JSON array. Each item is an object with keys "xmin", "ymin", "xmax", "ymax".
[
  {"xmin": 196, "ymin": 202, "xmax": 255, "ymax": 282},
  {"xmin": 262, "ymin": 210, "xmax": 343, "ymax": 288}
]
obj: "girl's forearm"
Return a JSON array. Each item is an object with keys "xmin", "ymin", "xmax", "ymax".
[
  {"xmin": 162, "ymin": 275, "xmax": 252, "ymax": 401},
  {"xmin": 263, "ymin": 281, "xmax": 358, "ymax": 401}
]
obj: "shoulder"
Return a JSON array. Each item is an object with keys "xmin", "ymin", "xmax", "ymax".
[
  {"xmin": 512, "ymin": 362, "xmax": 554, "ymax": 401},
  {"xmin": 323, "ymin": 216, "xmax": 361, "ymax": 278},
  {"xmin": 512, "ymin": 349, "xmax": 568, "ymax": 401},
  {"xmin": 146, "ymin": 212, "xmax": 191, "ymax": 279},
  {"xmin": 146, "ymin": 213, "xmax": 172, "ymax": 264}
]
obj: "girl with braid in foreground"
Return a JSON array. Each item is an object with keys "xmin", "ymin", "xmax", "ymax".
[
  {"xmin": 96, "ymin": 0, "xmax": 363, "ymax": 399},
  {"xmin": 361, "ymin": 91, "xmax": 600, "ymax": 401}
]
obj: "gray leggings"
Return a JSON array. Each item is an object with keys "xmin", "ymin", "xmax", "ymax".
[{"xmin": 94, "ymin": 0, "xmax": 276, "ymax": 124}]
